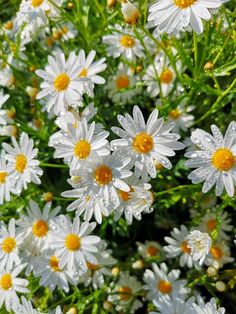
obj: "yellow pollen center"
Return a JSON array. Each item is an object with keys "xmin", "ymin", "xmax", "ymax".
[
  {"xmin": 120, "ymin": 35, "xmax": 135, "ymax": 48},
  {"xmin": 207, "ymin": 219, "xmax": 216, "ymax": 231},
  {"xmin": 0, "ymin": 172, "xmax": 7, "ymax": 184},
  {"xmin": 175, "ymin": 0, "xmax": 197, "ymax": 9},
  {"xmin": 31, "ymin": 0, "xmax": 44, "ymax": 7},
  {"xmin": 160, "ymin": 69, "xmax": 174, "ymax": 84},
  {"xmin": 62, "ymin": 26, "xmax": 68, "ymax": 34},
  {"xmin": 79, "ymin": 68, "xmax": 88, "ymax": 77},
  {"xmin": 146, "ymin": 245, "xmax": 158, "ymax": 256},
  {"xmin": 32, "ymin": 220, "xmax": 49, "ymax": 237},
  {"xmin": 49, "ymin": 256, "xmax": 61, "ymax": 272},
  {"xmin": 74, "ymin": 140, "xmax": 91, "ymax": 159},
  {"xmin": 94, "ymin": 165, "xmax": 113, "ymax": 186},
  {"xmin": 15, "ymin": 154, "xmax": 27, "ymax": 173},
  {"xmin": 4, "ymin": 21, "xmax": 13, "ymax": 30},
  {"xmin": 133, "ymin": 132, "xmax": 154, "ymax": 154},
  {"xmin": 54, "ymin": 73, "xmax": 70, "ymax": 91},
  {"xmin": 211, "ymin": 148, "xmax": 235, "ymax": 171},
  {"xmin": 116, "ymin": 75, "xmax": 130, "ymax": 89},
  {"xmin": 65, "ymin": 234, "xmax": 81, "ymax": 251},
  {"xmin": 118, "ymin": 286, "xmax": 133, "ymax": 301},
  {"xmin": 181, "ymin": 241, "xmax": 191, "ymax": 254},
  {"xmin": 119, "ymin": 187, "xmax": 133, "ymax": 202},
  {"xmin": 2, "ymin": 237, "xmax": 16, "ymax": 253},
  {"xmin": 210, "ymin": 246, "xmax": 223, "ymax": 260},
  {"xmin": 157, "ymin": 280, "xmax": 172, "ymax": 294},
  {"xmin": 169, "ymin": 109, "xmax": 181, "ymax": 120},
  {"xmin": 87, "ymin": 262, "xmax": 101, "ymax": 271},
  {"xmin": 0, "ymin": 274, "xmax": 12, "ymax": 290}
]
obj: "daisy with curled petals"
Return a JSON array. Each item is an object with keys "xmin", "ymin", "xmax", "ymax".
[
  {"xmin": 103, "ymin": 24, "xmax": 144, "ymax": 61},
  {"xmin": 12, "ymin": 296, "xmax": 39, "ymax": 314},
  {"xmin": 0, "ymin": 219, "xmax": 22, "ymax": 271},
  {"xmin": 185, "ymin": 122, "xmax": 236, "ymax": 197},
  {"xmin": 2, "ymin": 132, "xmax": 43, "ymax": 193},
  {"xmin": 114, "ymin": 175, "xmax": 154, "ymax": 225},
  {"xmin": 143, "ymin": 262, "xmax": 189, "ymax": 302},
  {"xmin": 108, "ymin": 273, "xmax": 143, "ymax": 313},
  {"xmin": 50, "ymin": 215, "xmax": 101, "ymax": 273},
  {"xmin": 193, "ymin": 296, "xmax": 225, "ymax": 314},
  {"xmin": 52, "ymin": 118, "xmax": 110, "ymax": 170},
  {"xmin": 36, "ymin": 52, "xmax": 92, "ymax": 115},
  {"xmin": 205, "ymin": 241, "xmax": 234, "ymax": 269},
  {"xmin": 137, "ymin": 241, "xmax": 162, "ymax": 259},
  {"xmin": 0, "ymin": 264, "xmax": 29, "ymax": 312},
  {"xmin": 70, "ymin": 154, "xmax": 132, "ymax": 210},
  {"xmin": 148, "ymin": 0, "xmax": 228, "ymax": 35},
  {"xmin": 150, "ymin": 295, "xmax": 196, "ymax": 314},
  {"xmin": 168, "ymin": 104, "xmax": 195, "ymax": 133},
  {"xmin": 0, "ymin": 152, "xmax": 16, "ymax": 204},
  {"xmin": 163, "ymin": 225, "xmax": 195, "ymax": 268},
  {"xmin": 33, "ymin": 249, "xmax": 78, "ymax": 292},
  {"xmin": 17, "ymin": 200, "xmax": 61, "ymax": 255},
  {"xmin": 111, "ymin": 106, "xmax": 184, "ymax": 180}
]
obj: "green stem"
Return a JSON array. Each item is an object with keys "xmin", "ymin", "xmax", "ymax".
[
  {"xmin": 193, "ymin": 32, "xmax": 198, "ymax": 73},
  {"xmin": 40, "ymin": 162, "xmax": 68, "ymax": 169},
  {"xmin": 155, "ymin": 185, "xmax": 198, "ymax": 197}
]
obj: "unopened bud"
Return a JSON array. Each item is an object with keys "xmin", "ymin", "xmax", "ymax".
[
  {"xmin": 132, "ymin": 259, "xmax": 144, "ymax": 269},
  {"xmin": 43, "ymin": 192, "xmax": 54, "ymax": 202},
  {"xmin": 103, "ymin": 300, "xmax": 113, "ymax": 311},
  {"xmin": 204, "ymin": 61, "xmax": 214, "ymax": 72},
  {"xmin": 216, "ymin": 281, "xmax": 226, "ymax": 292},
  {"xmin": 66, "ymin": 307, "xmax": 77, "ymax": 314},
  {"xmin": 207, "ymin": 266, "xmax": 218, "ymax": 277},
  {"xmin": 121, "ymin": 0, "xmax": 139, "ymax": 25},
  {"xmin": 107, "ymin": 0, "xmax": 116, "ymax": 9},
  {"xmin": 111, "ymin": 266, "xmax": 120, "ymax": 276}
]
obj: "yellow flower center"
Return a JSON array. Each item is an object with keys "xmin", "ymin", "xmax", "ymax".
[
  {"xmin": 175, "ymin": 0, "xmax": 197, "ymax": 9},
  {"xmin": 7, "ymin": 110, "xmax": 16, "ymax": 119},
  {"xmin": 62, "ymin": 26, "xmax": 68, "ymax": 34},
  {"xmin": 118, "ymin": 286, "xmax": 133, "ymax": 301},
  {"xmin": 49, "ymin": 256, "xmax": 61, "ymax": 272},
  {"xmin": 32, "ymin": 220, "xmax": 49, "ymax": 237},
  {"xmin": 120, "ymin": 35, "xmax": 135, "ymax": 48},
  {"xmin": 15, "ymin": 154, "xmax": 27, "ymax": 173},
  {"xmin": 169, "ymin": 109, "xmax": 181, "ymax": 120},
  {"xmin": 4, "ymin": 21, "xmax": 13, "ymax": 30},
  {"xmin": 31, "ymin": 0, "xmax": 44, "ymax": 7},
  {"xmin": 211, "ymin": 148, "xmax": 235, "ymax": 171},
  {"xmin": 79, "ymin": 68, "xmax": 88, "ymax": 77},
  {"xmin": 2, "ymin": 237, "xmax": 16, "ymax": 253},
  {"xmin": 0, "ymin": 172, "xmax": 7, "ymax": 184},
  {"xmin": 65, "ymin": 234, "xmax": 81, "ymax": 251},
  {"xmin": 207, "ymin": 219, "xmax": 216, "ymax": 232},
  {"xmin": 87, "ymin": 262, "xmax": 101, "ymax": 271},
  {"xmin": 133, "ymin": 132, "xmax": 154, "ymax": 154},
  {"xmin": 157, "ymin": 280, "xmax": 172, "ymax": 294},
  {"xmin": 146, "ymin": 245, "xmax": 158, "ymax": 256},
  {"xmin": 116, "ymin": 75, "xmax": 130, "ymax": 90},
  {"xmin": 74, "ymin": 140, "xmax": 91, "ymax": 159},
  {"xmin": 0, "ymin": 274, "xmax": 12, "ymax": 290},
  {"xmin": 119, "ymin": 187, "xmax": 133, "ymax": 202},
  {"xmin": 94, "ymin": 165, "xmax": 113, "ymax": 186},
  {"xmin": 160, "ymin": 69, "xmax": 174, "ymax": 84},
  {"xmin": 180, "ymin": 241, "xmax": 191, "ymax": 254},
  {"xmin": 54, "ymin": 73, "xmax": 70, "ymax": 91},
  {"xmin": 210, "ymin": 246, "xmax": 223, "ymax": 260}
]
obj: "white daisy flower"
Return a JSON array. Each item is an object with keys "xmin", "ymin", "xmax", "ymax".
[
  {"xmin": 17, "ymin": 200, "xmax": 61, "ymax": 255},
  {"xmin": 77, "ymin": 49, "xmax": 107, "ymax": 95},
  {"xmin": 108, "ymin": 273, "xmax": 143, "ymax": 313},
  {"xmin": 114, "ymin": 175, "xmax": 154, "ymax": 225},
  {"xmin": 50, "ymin": 215, "xmax": 101, "ymax": 272},
  {"xmin": 185, "ymin": 122, "xmax": 236, "ymax": 197},
  {"xmin": 2, "ymin": 132, "xmax": 43, "ymax": 193},
  {"xmin": 0, "ymin": 219, "xmax": 22, "ymax": 271},
  {"xmin": 0, "ymin": 152, "xmax": 16, "ymax": 204},
  {"xmin": 52, "ymin": 118, "xmax": 110, "ymax": 170},
  {"xmin": 33, "ymin": 249, "xmax": 78, "ymax": 292},
  {"xmin": 198, "ymin": 211, "xmax": 232, "ymax": 241},
  {"xmin": 0, "ymin": 91, "xmax": 11, "ymax": 125},
  {"xmin": 111, "ymin": 105, "xmax": 184, "ymax": 180},
  {"xmin": 205, "ymin": 241, "xmax": 234, "ymax": 269},
  {"xmin": 106, "ymin": 63, "xmax": 140, "ymax": 104},
  {"xmin": 148, "ymin": 0, "xmax": 228, "ymax": 35},
  {"xmin": 52, "ymin": 22, "xmax": 78, "ymax": 42},
  {"xmin": 0, "ymin": 264, "xmax": 29, "ymax": 312},
  {"xmin": 121, "ymin": 0, "xmax": 140, "ymax": 25},
  {"xmin": 168, "ymin": 104, "xmax": 195, "ymax": 132},
  {"xmin": 12, "ymin": 296, "xmax": 39, "ymax": 314},
  {"xmin": 192, "ymin": 296, "xmax": 225, "ymax": 314},
  {"xmin": 70, "ymin": 154, "xmax": 132, "ymax": 210},
  {"xmin": 0, "ymin": 66, "xmax": 15, "ymax": 88},
  {"xmin": 163, "ymin": 225, "xmax": 194, "ymax": 268},
  {"xmin": 103, "ymin": 24, "xmax": 144, "ymax": 61},
  {"xmin": 79, "ymin": 240, "xmax": 116, "ymax": 289},
  {"xmin": 143, "ymin": 53, "xmax": 182, "ymax": 98},
  {"xmin": 150, "ymin": 295, "xmax": 196, "ymax": 314},
  {"xmin": 137, "ymin": 241, "xmax": 162, "ymax": 259},
  {"xmin": 0, "ymin": 125, "xmax": 18, "ymax": 137},
  {"xmin": 143, "ymin": 262, "xmax": 189, "ymax": 302},
  {"xmin": 36, "ymin": 52, "xmax": 91, "ymax": 115},
  {"xmin": 186, "ymin": 230, "xmax": 212, "ymax": 265}
]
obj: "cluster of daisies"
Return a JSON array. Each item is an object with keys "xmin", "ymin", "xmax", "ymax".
[{"xmin": 0, "ymin": 0, "xmax": 235, "ymax": 313}]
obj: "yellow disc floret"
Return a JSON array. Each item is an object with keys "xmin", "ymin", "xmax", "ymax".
[
  {"xmin": 160, "ymin": 69, "xmax": 174, "ymax": 84},
  {"xmin": 118, "ymin": 286, "xmax": 133, "ymax": 301},
  {"xmin": 157, "ymin": 280, "xmax": 172, "ymax": 294},
  {"xmin": 15, "ymin": 154, "xmax": 27, "ymax": 173},
  {"xmin": 133, "ymin": 132, "xmax": 154, "ymax": 154},
  {"xmin": 54, "ymin": 73, "xmax": 70, "ymax": 91},
  {"xmin": 31, "ymin": 0, "xmax": 44, "ymax": 7},
  {"xmin": 94, "ymin": 165, "xmax": 113, "ymax": 186},
  {"xmin": 211, "ymin": 148, "xmax": 235, "ymax": 172},
  {"xmin": 0, "ymin": 172, "xmax": 7, "ymax": 184},
  {"xmin": 32, "ymin": 220, "xmax": 49, "ymax": 237},
  {"xmin": 175, "ymin": 0, "xmax": 197, "ymax": 9},
  {"xmin": 74, "ymin": 140, "xmax": 91, "ymax": 159},
  {"xmin": 116, "ymin": 75, "xmax": 130, "ymax": 89},
  {"xmin": 2, "ymin": 237, "xmax": 16, "ymax": 253},
  {"xmin": 0, "ymin": 274, "xmax": 12, "ymax": 290},
  {"xmin": 120, "ymin": 35, "xmax": 135, "ymax": 48},
  {"xmin": 65, "ymin": 234, "xmax": 81, "ymax": 251},
  {"xmin": 49, "ymin": 256, "xmax": 61, "ymax": 272}
]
